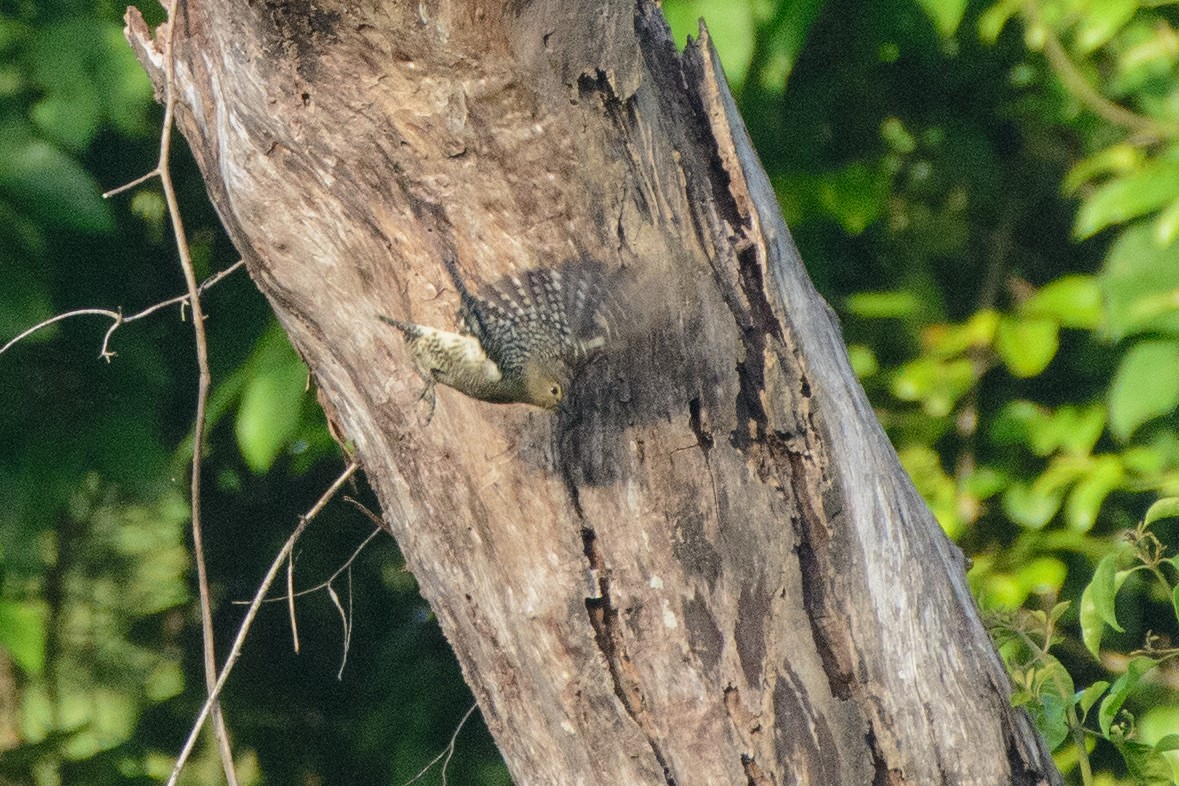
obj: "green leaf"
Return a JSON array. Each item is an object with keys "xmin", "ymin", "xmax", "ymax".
[
  {"xmin": 924, "ymin": 310, "xmax": 999, "ymax": 358},
  {"xmin": 1100, "ymin": 656, "xmax": 1157, "ymax": 738},
  {"xmin": 1155, "ymin": 198, "xmax": 1179, "ymax": 247},
  {"xmin": 1076, "ymin": 681, "xmax": 1110, "ymax": 724},
  {"xmin": 1080, "ymin": 580, "xmax": 1105, "ymax": 658},
  {"xmin": 1154, "ymin": 734, "xmax": 1179, "ymax": 753},
  {"xmin": 1114, "ymin": 736, "xmax": 1177, "ymax": 784},
  {"xmin": 1065, "ymin": 455, "xmax": 1124, "ymax": 532},
  {"xmin": 0, "ymin": 18, "xmax": 31, "ymax": 53},
  {"xmin": 1023, "ymin": 404, "xmax": 1106, "ymax": 458},
  {"xmin": 0, "ymin": 600, "xmax": 46, "ymax": 676},
  {"xmin": 1065, "ymin": 143, "xmax": 1142, "ymax": 195},
  {"xmin": 1092, "ymin": 551, "xmax": 1128, "ymax": 634},
  {"xmin": 1027, "ymin": 690, "xmax": 1070, "ymax": 751},
  {"xmin": 28, "ymin": 21, "xmax": 105, "ymax": 151},
  {"xmin": 817, "ymin": 162, "xmax": 888, "ymax": 234},
  {"xmin": 995, "ymin": 316, "xmax": 1059, "ymax": 377},
  {"xmin": 1144, "ymin": 497, "xmax": 1179, "ymax": 528},
  {"xmin": 980, "ymin": 572, "xmax": 1026, "ymax": 609},
  {"xmin": 1073, "ymin": 0, "xmax": 1136, "ymax": 55},
  {"xmin": 978, "ymin": 0, "xmax": 1020, "ymax": 42},
  {"xmin": 1020, "ymin": 275, "xmax": 1103, "ymax": 330},
  {"xmin": 1100, "ymin": 222, "xmax": 1179, "ymax": 340},
  {"xmin": 95, "ymin": 24, "xmax": 154, "ymax": 136},
  {"xmin": 1076, "ymin": 160, "xmax": 1179, "ymax": 240},
  {"xmin": 845, "ymin": 290, "xmax": 922, "ymax": 319},
  {"xmin": 1017, "ymin": 557, "xmax": 1068, "ymax": 596},
  {"xmin": 891, "ymin": 357, "xmax": 976, "ymax": 416},
  {"xmin": 914, "ymin": 0, "xmax": 966, "ymax": 37},
  {"xmin": 0, "ymin": 127, "xmax": 114, "ymax": 233},
  {"xmin": 1108, "ymin": 339, "xmax": 1179, "ymax": 440},
  {"xmin": 234, "ymin": 326, "xmax": 310, "ymax": 473},
  {"xmin": 1002, "ymin": 481, "xmax": 1064, "ymax": 530},
  {"xmin": 1080, "ymin": 549, "xmax": 1135, "ymax": 656},
  {"xmin": 847, "ymin": 344, "xmax": 879, "ymax": 377},
  {"xmin": 662, "ymin": 1, "xmax": 756, "ymax": 88}
]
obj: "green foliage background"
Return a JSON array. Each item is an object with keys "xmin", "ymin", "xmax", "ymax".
[{"xmin": 1, "ymin": 0, "xmax": 1177, "ymax": 783}]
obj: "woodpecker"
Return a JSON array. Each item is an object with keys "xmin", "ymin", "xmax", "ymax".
[{"xmin": 380, "ymin": 254, "xmax": 617, "ymax": 411}]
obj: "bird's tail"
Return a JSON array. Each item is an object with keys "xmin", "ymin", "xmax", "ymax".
[{"xmin": 376, "ymin": 314, "xmax": 421, "ymax": 338}]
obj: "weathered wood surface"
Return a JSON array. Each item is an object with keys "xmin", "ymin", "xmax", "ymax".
[{"xmin": 126, "ymin": 1, "xmax": 1062, "ymax": 783}]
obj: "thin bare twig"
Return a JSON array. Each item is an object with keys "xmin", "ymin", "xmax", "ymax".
[
  {"xmin": 0, "ymin": 260, "xmax": 245, "ymax": 359},
  {"xmin": 102, "ymin": 167, "xmax": 162, "ymax": 198},
  {"xmin": 287, "ymin": 550, "xmax": 300, "ymax": 653},
  {"xmin": 327, "ymin": 576, "xmax": 353, "ymax": 680},
  {"xmin": 400, "ymin": 702, "xmax": 479, "ymax": 786},
  {"xmin": 1, "ymin": 309, "xmax": 120, "ymax": 357},
  {"xmin": 1023, "ymin": 0, "xmax": 1179, "ymax": 139},
  {"xmin": 150, "ymin": 2, "xmax": 238, "ymax": 782},
  {"xmin": 235, "ymin": 527, "xmax": 385, "ymax": 605},
  {"xmin": 167, "ymin": 461, "xmax": 361, "ymax": 786}
]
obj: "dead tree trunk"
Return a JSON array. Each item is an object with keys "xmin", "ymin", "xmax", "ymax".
[{"xmin": 126, "ymin": 1, "xmax": 1062, "ymax": 783}]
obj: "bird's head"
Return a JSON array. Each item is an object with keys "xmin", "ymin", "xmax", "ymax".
[{"xmin": 521, "ymin": 361, "xmax": 567, "ymax": 410}]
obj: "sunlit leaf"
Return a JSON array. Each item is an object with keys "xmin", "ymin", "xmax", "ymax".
[
  {"xmin": 978, "ymin": 0, "xmax": 1021, "ymax": 43},
  {"xmin": 899, "ymin": 444, "xmax": 960, "ymax": 536},
  {"xmin": 662, "ymin": 1, "xmax": 756, "ymax": 88},
  {"xmin": 1076, "ymin": 160, "xmax": 1179, "ymax": 240},
  {"xmin": 963, "ymin": 464, "xmax": 1008, "ymax": 500},
  {"xmin": 1112, "ymin": 736, "xmax": 1177, "ymax": 784},
  {"xmin": 1108, "ymin": 339, "xmax": 1179, "ymax": 439},
  {"xmin": 1064, "ymin": 143, "xmax": 1142, "ymax": 194},
  {"xmin": 0, "ymin": 18, "xmax": 31, "ymax": 52},
  {"xmin": 0, "ymin": 600, "xmax": 46, "ymax": 676},
  {"xmin": 845, "ymin": 290, "xmax": 922, "ymax": 319},
  {"xmin": 235, "ymin": 325, "xmax": 310, "ymax": 473},
  {"xmin": 1035, "ymin": 404, "xmax": 1106, "ymax": 457},
  {"xmin": 1020, "ymin": 275, "xmax": 1102, "ymax": 330},
  {"xmin": 1065, "ymin": 455, "xmax": 1124, "ymax": 531},
  {"xmin": 1144, "ymin": 497, "xmax": 1179, "ymax": 528},
  {"xmin": 1073, "ymin": 0, "xmax": 1136, "ymax": 55},
  {"xmin": 996, "ymin": 316, "xmax": 1059, "ymax": 377},
  {"xmin": 881, "ymin": 116, "xmax": 916, "ymax": 153},
  {"xmin": 847, "ymin": 344, "xmax": 879, "ymax": 377},
  {"xmin": 1017, "ymin": 556, "xmax": 1068, "ymax": 595},
  {"xmin": 1002, "ymin": 481, "xmax": 1063, "ymax": 529},
  {"xmin": 922, "ymin": 310, "xmax": 998, "ymax": 358},
  {"xmin": 1155, "ymin": 198, "xmax": 1179, "ymax": 247},
  {"xmin": 914, "ymin": 0, "xmax": 966, "ymax": 37},
  {"xmin": 891, "ymin": 357, "xmax": 976, "ymax": 416}
]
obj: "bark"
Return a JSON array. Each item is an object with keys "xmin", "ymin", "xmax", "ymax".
[{"xmin": 125, "ymin": 1, "xmax": 1063, "ymax": 784}]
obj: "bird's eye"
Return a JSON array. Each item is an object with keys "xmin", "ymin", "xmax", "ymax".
[{"xmin": 550, "ymin": 385, "xmax": 561, "ymax": 398}]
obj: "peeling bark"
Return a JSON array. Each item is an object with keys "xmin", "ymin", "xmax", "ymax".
[{"xmin": 126, "ymin": 1, "xmax": 1063, "ymax": 783}]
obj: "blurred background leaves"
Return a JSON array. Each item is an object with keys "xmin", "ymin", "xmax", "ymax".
[{"xmin": 0, "ymin": 0, "xmax": 1177, "ymax": 783}]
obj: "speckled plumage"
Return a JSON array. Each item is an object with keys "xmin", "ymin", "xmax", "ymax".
[{"xmin": 380, "ymin": 255, "xmax": 616, "ymax": 410}]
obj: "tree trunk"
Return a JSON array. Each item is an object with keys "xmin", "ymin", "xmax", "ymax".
[{"xmin": 126, "ymin": 1, "xmax": 1063, "ymax": 783}]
